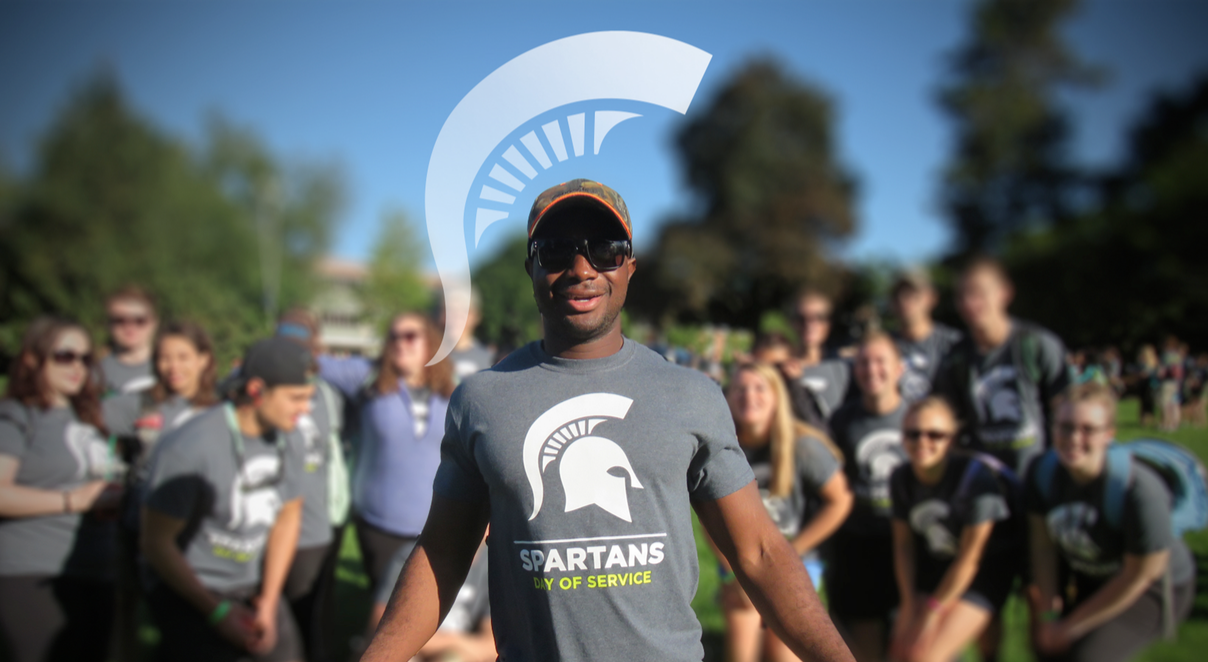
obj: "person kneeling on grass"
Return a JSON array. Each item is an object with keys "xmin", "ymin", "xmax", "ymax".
[
  {"xmin": 889, "ymin": 396, "xmax": 1022, "ymax": 662},
  {"xmin": 1026, "ymin": 383, "xmax": 1195, "ymax": 661}
]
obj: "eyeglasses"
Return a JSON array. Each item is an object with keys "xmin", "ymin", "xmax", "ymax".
[
  {"xmin": 903, "ymin": 428, "xmax": 953, "ymax": 442},
  {"xmin": 528, "ymin": 237, "xmax": 632, "ymax": 273},
  {"xmin": 389, "ymin": 330, "xmax": 423, "ymax": 343},
  {"xmin": 109, "ymin": 315, "xmax": 150, "ymax": 328},
  {"xmin": 793, "ymin": 312, "xmax": 831, "ymax": 324},
  {"xmin": 1055, "ymin": 423, "xmax": 1110, "ymax": 437},
  {"xmin": 50, "ymin": 350, "xmax": 93, "ymax": 366}
]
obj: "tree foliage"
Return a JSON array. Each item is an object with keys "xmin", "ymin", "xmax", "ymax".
[
  {"xmin": 471, "ymin": 233, "xmax": 541, "ymax": 352},
  {"xmin": 361, "ymin": 209, "xmax": 432, "ymax": 327},
  {"xmin": 937, "ymin": 0, "xmax": 1101, "ymax": 257},
  {"xmin": 0, "ymin": 72, "xmax": 344, "ymax": 367},
  {"xmin": 630, "ymin": 59, "xmax": 858, "ymax": 329}
]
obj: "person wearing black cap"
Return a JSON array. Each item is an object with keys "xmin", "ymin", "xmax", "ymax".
[
  {"xmin": 361, "ymin": 179, "xmax": 854, "ymax": 662},
  {"xmin": 140, "ymin": 337, "xmax": 314, "ymax": 662}
]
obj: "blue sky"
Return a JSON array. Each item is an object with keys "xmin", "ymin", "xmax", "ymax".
[{"xmin": 2, "ymin": 1, "xmax": 1206, "ymax": 270}]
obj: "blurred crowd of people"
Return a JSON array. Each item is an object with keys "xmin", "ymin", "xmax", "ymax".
[{"xmin": 0, "ymin": 253, "xmax": 1200, "ymax": 662}]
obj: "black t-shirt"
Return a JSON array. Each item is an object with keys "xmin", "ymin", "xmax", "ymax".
[
  {"xmin": 743, "ymin": 435, "xmax": 841, "ymax": 540},
  {"xmin": 1025, "ymin": 459, "xmax": 1195, "ymax": 598},
  {"xmin": 891, "ymin": 455, "xmax": 1015, "ymax": 589},
  {"xmin": 830, "ymin": 400, "xmax": 908, "ymax": 538}
]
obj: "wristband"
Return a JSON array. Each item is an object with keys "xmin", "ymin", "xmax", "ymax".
[
  {"xmin": 717, "ymin": 565, "xmax": 736, "ymax": 583},
  {"xmin": 1041, "ymin": 609, "xmax": 1061, "ymax": 623},
  {"xmin": 62, "ymin": 491, "xmax": 71, "ymax": 514},
  {"xmin": 925, "ymin": 597, "xmax": 943, "ymax": 613},
  {"xmin": 208, "ymin": 600, "xmax": 232, "ymax": 626}
]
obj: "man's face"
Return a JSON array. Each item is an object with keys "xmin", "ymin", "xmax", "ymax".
[
  {"xmin": 792, "ymin": 294, "xmax": 832, "ymax": 351},
  {"xmin": 526, "ymin": 212, "xmax": 636, "ymax": 344},
  {"xmin": 107, "ymin": 298, "xmax": 157, "ymax": 351},
  {"xmin": 854, "ymin": 337, "xmax": 904, "ymax": 399},
  {"xmin": 256, "ymin": 382, "xmax": 315, "ymax": 433},
  {"xmin": 957, "ymin": 267, "xmax": 1011, "ymax": 329},
  {"xmin": 891, "ymin": 285, "xmax": 935, "ymax": 325}
]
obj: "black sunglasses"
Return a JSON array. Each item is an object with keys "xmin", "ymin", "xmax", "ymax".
[
  {"xmin": 50, "ymin": 350, "xmax": 93, "ymax": 366},
  {"xmin": 528, "ymin": 238, "xmax": 632, "ymax": 273},
  {"xmin": 903, "ymin": 428, "xmax": 953, "ymax": 442}
]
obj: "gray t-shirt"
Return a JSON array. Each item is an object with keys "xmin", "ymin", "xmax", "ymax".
[
  {"xmin": 799, "ymin": 359, "xmax": 852, "ymax": 420},
  {"xmin": 99, "ymin": 354, "xmax": 155, "ymax": 396},
  {"xmin": 103, "ymin": 393, "xmax": 198, "ymax": 441},
  {"xmin": 829, "ymin": 400, "xmax": 909, "ymax": 537},
  {"xmin": 895, "ymin": 324, "xmax": 962, "ymax": 404},
  {"xmin": 0, "ymin": 400, "xmax": 119, "ymax": 579},
  {"xmin": 291, "ymin": 380, "xmax": 342, "ymax": 548},
  {"xmin": 433, "ymin": 339, "xmax": 754, "ymax": 662},
  {"xmin": 890, "ymin": 455, "xmax": 1014, "ymax": 589},
  {"xmin": 743, "ymin": 436, "xmax": 840, "ymax": 539},
  {"xmin": 440, "ymin": 546, "xmax": 491, "ymax": 634},
  {"xmin": 451, "ymin": 341, "xmax": 495, "ymax": 382},
  {"xmin": 144, "ymin": 405, "xmax": 304, "ymax": 592},
  {"xmin": 932, "ymin": 321, "xmax": 1069, "ymax": 475},
  {"xmin": 1025, "ymin": 459, "xmax": 1195, "ymax": 596}
]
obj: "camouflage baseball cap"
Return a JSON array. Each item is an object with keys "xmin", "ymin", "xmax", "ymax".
[{"xmin": 527, "ymin": 179, "xmax": 632, "ymax": 240}]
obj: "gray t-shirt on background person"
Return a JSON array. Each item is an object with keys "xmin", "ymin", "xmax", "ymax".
[
  {"xmin": 291, "ymin": 379, "xmax": 342, "ymax": 549},
  {"xmin": 932, "ymin": 320, "xmax": 1069, "ymax": 476},
  {"xmin": 98, "ymin": 354, "xmax": 155, "ymax": 395},
  {"xmin": 103, "ymin": 392, "xmax": 199, "ymax": 442},
  {"xmin": 829, "ymin": 400, "xmax": 908, "ymax": 538},
  {"xmin": 144, "ymin": 406, "xmax": 303, "ymax": 592},
  {"xmin": 0, "ymin": 400, "xmax": 119, "ymax": 579},
  {"xmin": 439, "ymin": 546, "xmax": 491, "ymax": 634},
  {"xmin": 451, "ymin": 341, "xmax": 495, "ymax": 382},
  {"xmin": 433, "ymin": 339, "xmax": 754, "ymax": 662},
  {"xmin": 895, "ymin": 323, "xmax": 962, "ymax": 404},
  {"xmin": 743, "ymin": 436, "xmax": 840, "ymax": 539},
  {"xmin": 799, "ymin": 359, "xmax": 852, "ymax": 420},
  {"xmin": 1025, "ymin": 459, "xmax": 1195, "ymax": 598}
]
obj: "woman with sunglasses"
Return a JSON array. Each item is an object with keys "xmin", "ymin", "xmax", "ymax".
[
  {"xmin": 98, "ymin": 285, "xmax": 159, "ymax": 395},
  {"xmin": 889, "ymin": 396, "xmax": 1022, "ymax": 662},
  {"xmin": 0, "ymin": 316, "xmax": 124, "ymax": 662},
  {"xmin": 1026, "ymin": 383, "xmax": 1194, "ymax": 662},
  {"xmin": 719, "ymin": 362, "xmax": 853, "ymax": 662},
  {"xmin": 315, "ymin": 311, "xmax": 455, "ymax": 636}
]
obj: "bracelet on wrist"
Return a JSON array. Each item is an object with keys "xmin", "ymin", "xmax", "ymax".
[
  {"xmin": 717, "ymin": 564, "xmax": 736, "ymax": 583},
  {"xmin": 1041, "ymin": 609, "xmax": 1061, "ymax": 623},
  {"xmin": 62, "ymin": 491, "xmax": 71, "ymax": 514},
  {"xmin": 208, "ymin": 600, "xmax": 232, "ymax": 626},
  {"xmin": 925, "ymin": 597, "xmax": 943, "ymax": 613}
]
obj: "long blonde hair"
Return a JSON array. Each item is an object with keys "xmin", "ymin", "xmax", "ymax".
[{"xmin": 732, "ymin": 362, "xmax": 843, "ymax": 498}]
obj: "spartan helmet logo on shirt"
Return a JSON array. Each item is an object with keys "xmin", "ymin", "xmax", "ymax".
[
  {"xmin": 909, "ymin": 500, "xmax": 958, "ymax": 557},
  {"xmin": 523, "ymin": 393, "xmax": 643, "ymax": 523},
  {"xmin": 1046, "ymin": 502, "xmax": 1106, "ymax": 570},
  {"xmin": 64, "ymin": 421, "xmax": 119, "ymax": 480},
  {"xmin": 855, "ymin": 429, "xmax": 907, "ymax": 506},
  {"xmin": 229, "ymin": 455, "xmax": 284, "ymax": 530},
  {"xmin": 974, "ymin": 366, "xmax": 1023, "ymax": 424}
]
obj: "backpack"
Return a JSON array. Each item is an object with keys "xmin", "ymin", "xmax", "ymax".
[
  {"xmin": 953, "ymin": 451, "xmax": 1025, "ymax": 534},
  {"xmin": 1034, "ymin": 440, "xmax": 1208, "ymax": 639},
  {"xmin": 316, "ymin": 380, "xmax": 352, "ymax": 526}
]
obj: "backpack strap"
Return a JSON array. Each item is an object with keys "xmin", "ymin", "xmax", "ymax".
[
  {"xmin": 954, "ymin": 455, "xmax": 987, "ymax": 504},
  {"xmin": 1034, "ymin": 448, "xmax": 1060, "ymax": 507},
  {"xmin": 1102, "ymin": 444, "xmax": 1133, "ymax": 531}
]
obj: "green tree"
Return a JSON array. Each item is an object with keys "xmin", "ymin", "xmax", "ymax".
[
  {"xmin": 0, "ymin": 72, "xmax": 343, "ymax": 367},
  {"xmin": 360, "ymin": 209, "xmax": 433, "ymax": 327},
  {"xmin": 631, "ymin": 59, "xmax": 858, "ymax": 329},
  {"xmin": 472, "ymin": 233, "xmax": 541, "ymax": 351},
  {"xmin": 937, "ymin": 0, "xmax": 1101, "ymax": 257}
]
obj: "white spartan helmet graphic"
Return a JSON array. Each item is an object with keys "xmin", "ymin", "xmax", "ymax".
[{"xmin": 523, "ymin": 393, "xmax": 643, "ymax": 522}]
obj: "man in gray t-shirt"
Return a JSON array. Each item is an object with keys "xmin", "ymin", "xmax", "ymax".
[
  {"xmin": 781, "ymin": 288, "xmax": 854, "ymax": 427},
  {"xmin": 889, "ymin": 268, "xmax": 962, "ymax": 403},
  {"xmin": 98, "ymin": 287, "xmax": 158, "ymax": 395},
  {"xmin": 362, "ymin": 179, "xmax": 854, "ymax": 662},
  {"xmin": 142, "ymin": 337, "xmax": 314, "ymax": 662}
]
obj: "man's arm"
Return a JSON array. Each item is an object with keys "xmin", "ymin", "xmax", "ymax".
[
  {"xmin": 141, "ymin": 507, "xmax": 258, "ymax": 649},
  {"xmin": 695, "ymin": 481, "xmax": 855, "ymax": 662},
  {"xmin": 361, "ymin": 494, "xmax": 489, "ymax": 662},
  {"xmin": 252, "ymin": 496, "xmax": 303, "ymax": 652}
]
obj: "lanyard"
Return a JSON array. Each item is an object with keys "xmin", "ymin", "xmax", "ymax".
[{"xmin": 222, "ymin": 403, "xmax": 285, "ymax": 491}]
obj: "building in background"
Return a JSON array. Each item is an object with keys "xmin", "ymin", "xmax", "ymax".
[{"xmin": 313, "ymin": 257, "xmax": 379, "ymax": 356}]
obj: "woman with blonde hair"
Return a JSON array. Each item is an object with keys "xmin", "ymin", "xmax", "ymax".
[{"xmin": 718, "ymin": 361, "xmax": 853, "ymax": 662}]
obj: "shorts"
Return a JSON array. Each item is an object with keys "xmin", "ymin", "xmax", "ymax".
[
  {"xmin": 917, "ymin": 552, "xmax": 1019, "ymax": 614},
  {"xmin": 354, "ymin": 515, "xmax": 418, "ymax": 600},
  {"xmin": 0, "ymin": 574, "xmax": 114, "ymax": 662},
  {"xmin": 373, "ymin": 537, "xmax": 420, "ymax": 605},
  {"xmin": 824, "ymin": 531, "xmax": 898, "ymax": 623},
  {"xmin": 1038, "ymin": 579, "xmax": 1194, "ymax": 662},
  {"xmin": 146, "ymin": 582, "xmax": 302, "ymax": 662}
]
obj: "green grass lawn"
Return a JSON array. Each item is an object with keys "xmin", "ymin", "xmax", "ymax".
[{"xmin": 116, "ymin": 398, "xmax": 1207, "ymax": 661}]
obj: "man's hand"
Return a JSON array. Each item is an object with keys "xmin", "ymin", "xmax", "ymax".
[
  {"xmin": 213, "ymin": 601, "xmax": 259, "ymax": 651},
  {"xmin": 248, "ymin": 595, "xmax": 278, "ymax": 654}
]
